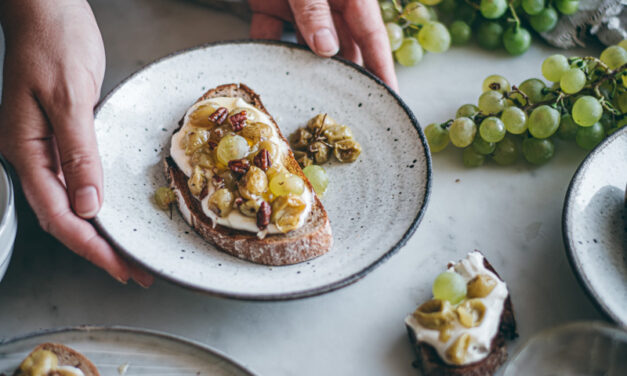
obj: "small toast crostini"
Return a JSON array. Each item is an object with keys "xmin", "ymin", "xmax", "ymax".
[
  {"xmin": 405, "ymin": 251, "xmax": 517, "ymax": 376},
  {"xmin": 13, "ymin": 343, "xmax": 99, "ymax": 376},
  {"xmin": 163, "ymin": 83, "xmax": 332, "ymax": 266}
]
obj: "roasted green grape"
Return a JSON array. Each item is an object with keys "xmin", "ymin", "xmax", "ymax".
[
  {"xmin": 216, "ymin": 134, "xmax": 249, "ymax": 165},
  {"xmin": 154, "ymin": 187, "xmax": 176, "ymax": 210},
  {"xmin": 269, "ymin": 172, "xmax": 305, "ymax": 196},
  {"xmin": 433, "ymin": 271, "xmax": 467, "ymax": 305}
]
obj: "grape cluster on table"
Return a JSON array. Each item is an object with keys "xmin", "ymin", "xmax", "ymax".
[
  {"xmin": 382, "ymin": 0, "xmax": 581, "ymax": 66},
  {"xmin": 424, "ymin": 41, "xmax": 627, "ymax": 167}
]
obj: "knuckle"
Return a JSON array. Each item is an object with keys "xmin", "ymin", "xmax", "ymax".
[
  {"xmin": 38, "ymin": 208, "xmax": 71, "ymax": 235},
  {"xmin": 299, "ymin": 1, "xmax": 332, "ymax": 21},
  {"xmin": 61, "ymin": 150, "xmax": 98, "ymax": 179}
]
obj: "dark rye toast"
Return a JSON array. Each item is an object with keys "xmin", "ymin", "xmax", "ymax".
[
  {"xmin": 164, "ymin": 83, "xmax": 333, "ymax": 266},
  {"xmin": 406, "ymin": 254, "xmax": 517, "ymax": 376},
  {"xmin": 13, "ymin": 343, "xmax": 100, "ymax": 376}
]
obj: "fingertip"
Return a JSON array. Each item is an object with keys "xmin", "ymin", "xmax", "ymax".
[
  {"xmin": 74, "ymin": 185, "xmax": 101, "ymax": 218},
  {"xmin": 132, "ymin": 268, "xmax": 155, "ymax": 289},
  {"xmin": 313, "ymin": 28, "xmax": 340, "ymax": 57}
]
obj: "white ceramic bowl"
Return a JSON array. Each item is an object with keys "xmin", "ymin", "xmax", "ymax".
[{"xmin": 0, "ymin": 156, "xmax": 17, "ymax": 283}]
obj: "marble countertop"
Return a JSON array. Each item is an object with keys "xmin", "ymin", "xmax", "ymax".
[{"xmin": 0, "ymin": 0, "xmax": 606, "ymax": 374}]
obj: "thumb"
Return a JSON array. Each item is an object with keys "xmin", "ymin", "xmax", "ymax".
[
  {"xmin": 288, "ymin": 0, "xmax": 339, "ymax": 57},
  {"xmin": 41, "ymin": 88, "xmax": 103, "ymax": 219}
]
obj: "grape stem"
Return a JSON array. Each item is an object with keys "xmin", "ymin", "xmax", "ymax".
[
  {"xmin": 463, "ymin": 0, "xmax": 481, "ymax": 10},
  {"xmin": 508, "ymin": 1, "xmax": 521, "ymax": 28}
]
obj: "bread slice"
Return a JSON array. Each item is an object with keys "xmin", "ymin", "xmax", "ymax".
[
  {"xmin": 406, "ymin": 253, "xmax": 518, "ymax": 376},
  {"xmin": 13, "ymin": 343, "xmax": 99, "ymax": 376},
  {"xmin": 164, "ymin": 83, "xmax": 333, "ymax": 265}
]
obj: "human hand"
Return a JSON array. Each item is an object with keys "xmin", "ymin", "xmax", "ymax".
[
  {"xmin": 248, "ymin": 0, "xmax": 399, "ymax": 91},
  {"xmin": 0, "ymin": 0, "xmax": 153, "ymax": 287}
]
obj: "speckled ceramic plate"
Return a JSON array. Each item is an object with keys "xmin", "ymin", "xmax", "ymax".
[
  {"xmin": 0, "ymin": 156, "xmax": 17, "ymax": 284},
  {"xmin": 563, "ymin": 125, "xmax": 627, "ymax": 327},
  {"xmin": 0, "ymin": 326, "xmax": 255, "ymax": 375},
  {"xmin": 93, "ymin": 40, "xmax": 431, "ymax": 300}
]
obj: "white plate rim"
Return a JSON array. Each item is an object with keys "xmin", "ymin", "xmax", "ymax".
[
  {"xmin": 0, "ymin": 325, "xmax": 257, "ymax": 375},
  {"xmin": 92, "ymin": 39, "xmax": 432, "ymax": 301},
  {"xmin": 562, "ymin": 125, "xmax": 627, "ymax": 326}
]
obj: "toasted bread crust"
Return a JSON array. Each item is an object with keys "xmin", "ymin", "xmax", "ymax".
[
  {"xmin": 406, "ymin": 253, "xmax": 518, "ymax": 376},
  {"xmin": 13, "ymin": 343, "xmax": 100, "ymax": 376},
  {"xmin": 165, "ymin": 83, "xmax": 333, "ymax": 265}
]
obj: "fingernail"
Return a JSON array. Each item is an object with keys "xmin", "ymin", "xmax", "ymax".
[
  {"xmin": 114, "ymin": 275, "xmax": 128, "ymax": 285},
  {"xmin": 313, "ymin": 28, "xmax": 339, "ymax": 56},
  {"xmin": 135, "ymin": 278, "xmax": 151, "ymax": 289},
  {"xmin": 74, "ymin": 186, "xmax": 100, "ymax": 218}
]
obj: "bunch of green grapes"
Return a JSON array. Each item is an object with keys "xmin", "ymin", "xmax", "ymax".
[
  {"xmin": 425, "ymin": 41, "xmax": 627, "ymax": 167},
  {"xmin": 381, "ymin": 0, "xmax": 452, "ymax": 66},
  {"xmin": 437, "ymin": 0, "xmax": 580, "ymax": 55}
]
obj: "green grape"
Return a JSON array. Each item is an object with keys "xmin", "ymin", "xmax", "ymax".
[
  {"xmin": 472, "ymin": 135, "xmax": 496, "ymax": 155},
  {"xmin": 480, "ymin": 0, "xmax": 508, "ymax": 19},
  {"xmin": 420, "ymin": 0, "xmax": 443, "ymax": 5},
  {"xmin": 519, "ymin": 78, "xmax": 547, "ymax": 104},
  {"xmin": 522, "ymin": 137, "xmax": 554, "ymax": 165},
  {"xmin": 542, "ymin": 54, "xmax": 569, "ymax": 82},
  {"xmin": 560, "ymin": 68, "xmax": 586, "ymax": 94},
  {"xmin": 600, "ymin": 46, "xmax": 627, "ymax": 69},
  {"xmin": 439, "ymin": 0, "xmax": 458, "ymax": 13},
  {"xmin": 503, "ymin": 27, "xmax": 531, "ymax": 56},
  {"xmin": 599, "ymin": 112, "xmax": 616, "ymax": 135},
  {"xmin": 617, "ymin": 92, "xmax": 627, "ymax": 113},
  {"xmin": 456, "ymin": 104, "xmax": 480, "ymax": 119},
  {"xmin": 476, "ymin": 21, "xmax": 503, "ymax": 50},
  {"xmin": 492, "ymin": 137, "xmax": 519, "ymax": 165},
  {"xmin": 478, "ymin": 90, "xmax": 505, "ymax": 114},
  {"xmin": 386, "ymin": 22, "xmax": 404, "ymax": 51},
  {"xmin": 555, "ymin": 0, "xmax": 579, "ymax": 15},
  {"xmin": 427, "ymin": 7, "xmax": 439, "ymax": 21},
  {"xmin": 522, "ymin": 0, "xmax": 544, "ymax": 15},
  {"xmin": 449, "ymin": 117, "xmax": 477, "ymax": 147},
  {"xmin": 395, "ymin": 37, "xmax": 424, "ymax": 66},
  {"xmin": 403, "ymin": 2, "xmax": 431, "ymax": 25},
  {"xmin": 530, "ymin": 7, "xmax": 558, "ymax": 33},
  {"xmin": 418, "ymin": 22, "xmax": 451, "ymax": 53},
  {"xmin": 303, "ymin": 165, "xmax": 328, "ymax": 196},
  {"xmin": 576, "ymin": 122, "xmax": 604, "ymax": 150},
  {"xmin": 432, "ymin": 271, "xmax": 467, "ymax": 304},
  {"xmin": 528, "ymin": 105, "xmax": 560, "ymax": 138},
  {"xmin": 269, "ymin": 172, "xmax": 305, "ymax": 196},
  {"xmin": 216, "ymin": 134, "xmax": 249, "ymax": 165},
  {"xmin": 380, "ymin": 1, "xmax": 398, "ymax": 22},
  {"xmin": 501, "ymin": 106, "xmax": 528, "ymax": 134},
  {"xmin": 480, "ymin": 117, "xmax": 506, "ymax": 142},
  {"xmin": 572, "ymin": 96, "xmax": 603, "ymax": 126},
  {"xmin": 450, "ymin": 20, "xmax": 472, "ymax": 45},
  {"xmin": 557, "ymin": 114, "xmax": 578, "ymax": 140},
  {"xmin": 619, "ymin": 39, "xmax": 627, "ymax": 51},
  {"xmin": 482, "ymin": 75, "xmax": 511, "ymax": 94},
  {"xmin": 456, "ymin": 2, "xmax": 477, "ymax": 24},
  {"xmin": 424, "ymin": 123, "xmax": 450, "ymax": 152},
  {"xmin": 463, "ymin": 147, "xmax": 486, "ymax": 167}
]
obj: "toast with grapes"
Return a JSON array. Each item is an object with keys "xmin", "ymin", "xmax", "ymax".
[
  {"xmin": 405, "ymin": 251, "xmax": 517, "ymax": 376},
  {"xmin": 163, "ymin": 83, "xmax": 332, "ymax": 266},
  {"xmin": 13, "ymin": 343, "xmax": 100, "ymax": 376}
]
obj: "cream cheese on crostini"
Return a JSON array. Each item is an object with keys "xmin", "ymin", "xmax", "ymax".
[
  {"xmin": 405, "ymin": 251, "xmax": 509, "ymax": 366},
  {"xmin": 170, "ymin": 97, "xmax": 313, "ymax": 238}
]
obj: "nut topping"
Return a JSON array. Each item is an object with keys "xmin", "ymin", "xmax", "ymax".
[
  {"xmin": 228, "ymin": 158, "xmax": 250, "ymax": 175},
  {"xmin": 229, "ymin": 111, "xmax": 248, "ymax": 131},
  {"xmin": 257, "ymin": 201, "xmax": 271, "ymax": 230},
  {"xmin": 212, "ymin": 175, "xmax": 225, "ymax": 189},
  {"xmin": 208, "ymin": 107, "xmax": 228, "ymax": 124},
  {"xmin": 253, "ymin": 149, "xmax": 272, "ymax": 171}
]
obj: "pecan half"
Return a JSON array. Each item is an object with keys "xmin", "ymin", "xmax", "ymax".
[
  {"xmin": 207, "ymin": 140, "xmax": 218, "ymax": 150},
  {"xmin": 253, "ymin": 149, "xmax": 272, "ymax": 171},
  {"xmin": 257, "ymin": 201, "xmax": 271, "ymax": 230},
  {"xmin": 229, "ymin": 111, "xmax": 248, "ymax": 131},
  {"xmin": 234, "ymin": 197, "xmax": 244, "ymax": 207},
  {"xmin": 228, "ymin": 158, "xmax": 250, "ymax": 174},
  {"xmin": 208, "ymin": 107, "xmax": 228, "ymax": 124}
]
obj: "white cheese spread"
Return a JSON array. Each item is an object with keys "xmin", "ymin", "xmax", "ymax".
[
  {"xmin": 170, "ymin": 97, "xmax": 313, "ymax": 238},
  {"xmin": 405, "ymin": 251, "xmax": 509, "ymax": 366}
]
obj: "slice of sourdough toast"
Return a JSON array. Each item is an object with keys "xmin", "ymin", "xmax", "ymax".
[
  {"xmin": 164, "ymin": 83, "xmax": 333, "ymax": 266},
  {"xmin": 13, "ymin": 343, "xmax": 100, "ymax": 376},
  {"xmin": 406, "ymin": 253, "xmax": 517, "ymax": 376}
]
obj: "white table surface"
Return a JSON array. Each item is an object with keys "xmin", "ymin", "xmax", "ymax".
[{"xmin": 0, "ymin": 0, "xmax": 607, "ymax": 375}]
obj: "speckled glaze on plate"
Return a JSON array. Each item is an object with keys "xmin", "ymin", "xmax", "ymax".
[
  {"xmin": 563, "ymin": 125, "xmax": 627, "ymax": 327},
  {"xmin": 0, "ymin": 326, "xmax": 256, "ymax": 375},
  {"xmin": 93, "ymin": 40, "xmax": 431, "ymax": 300}
]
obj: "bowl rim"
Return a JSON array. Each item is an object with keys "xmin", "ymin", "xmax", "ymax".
[
  {"xmin": 91, "ymin": 39, "xmax": 432, "ymax": 301},
  {"xmin": 561, "ymin": 125, "xmax": 627, "ymax": 327},
  {"xmin": 0, "ymin": 156, "xmax": 14, "ymax": 230}
]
